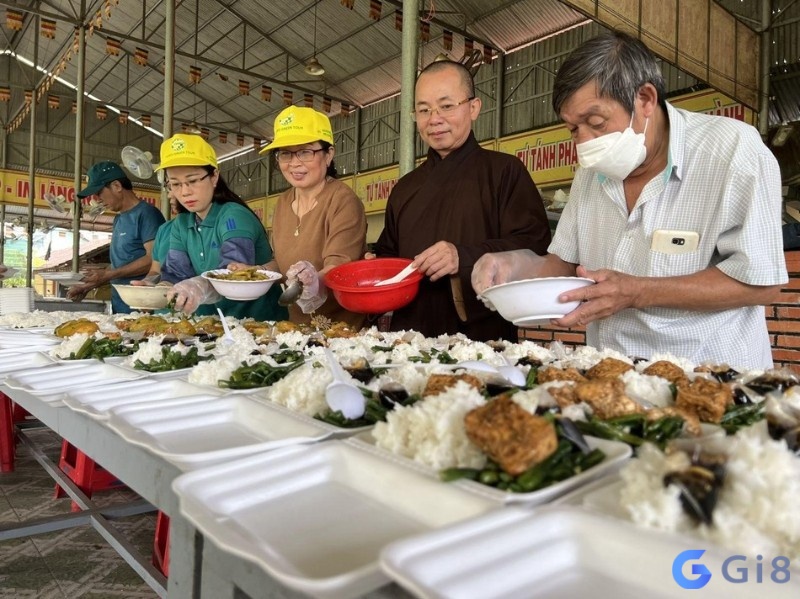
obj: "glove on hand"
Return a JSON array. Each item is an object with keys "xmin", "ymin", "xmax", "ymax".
[
  {"xmin": 167, "ymin": 276, "xmax": 221, "ymax": 314},
  {"xmin": 286, "ymin": 260, "xmax": 328, "ymax": 313}
]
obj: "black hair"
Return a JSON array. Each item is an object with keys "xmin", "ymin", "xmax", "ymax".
[
  {"xmin": 552, "ymin": 30, "xmax": 667, "ymax": 116},
  {"xmin": 319, "ymin": 141, "xmax": 338, "ymax": 179},
  {"xmin": 171, "ymin": 166, "xmax": 266, "ymax": 233},
  {"xmin": 107, "ymin": 176, "xmax": 133, "ymax": 191}
]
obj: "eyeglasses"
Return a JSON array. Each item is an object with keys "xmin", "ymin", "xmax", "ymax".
[
  {"xmin": 165, "ymin": 173, "xmax": 211, "ymax": 192},
  {"xmin": 275, "ymin": 148, "xmax": 327, "ymax": 164},
  {"xmin": 411, "ymin": 97, "xmax": 474, "ymax": 121}
]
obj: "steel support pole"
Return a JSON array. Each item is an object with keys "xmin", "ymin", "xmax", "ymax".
[
  {"xmin": 73, "ymin": 3, "xmax": 86, "ymax": 272},
  {"xmin": 759, "ymin": 0, "xmax": 772, "ymax": 138},
  {"xmin": 26, "ymin": 15, "xmax": 39, "ymax": 286},
  {"xmin": 399, "ymin": 0, "xmax": 419, "ymax": 177},
  {"xmin": 161, "ymin": 0, "xmax": 176, "ymax": 216}
]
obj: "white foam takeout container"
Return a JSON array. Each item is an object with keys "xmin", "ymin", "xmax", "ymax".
[
  {"xmin": 63, "ymin": 378, "xmax": 222, "ymax": 420},
  {"xmin": 172, "ymin": 440, "xmax": 501, "ymax": 599},
  {"xmin": 107, "ymin": 394, "xmax": 339, "ymax": 470},
  {"xmin": 380, "ymin": 504, "xmax": 791, "ymax": 599},
  {"xmin": 3, "ymin": 360, "xmax": 146, "ymax": 401},
  {"xmin": 349, "ymin": 431, "xmax": 632, "ymax": 505},
  {"xmin": 0, "ymin": 349, "xmax": 54, "ymax": 381}
]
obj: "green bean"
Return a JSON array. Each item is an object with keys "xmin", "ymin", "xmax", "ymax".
[
  {"xmin": 73, "ymin": 338, "xmax": 94, "ymax": 360},
  {"xmin": 525, "ymin": 366, "xmax": 538, "ymax": 388},
  {"xmin": 605, "ymin": 413, "xmax": 646, "ymax": 427},
  {"xmin": 439, "ymin": 467, "xmax": 481, "ymax": 482},
  {"xmin": 478, "ymin": 470, "xmax": 499, "ymax": 486},
  {"xmin": 516, "ymin": 464, "xmax": 546, "ymax": 491},
  {"xmin": 575, "ymin": 418, "xmax": 644, "ymax": 446},
  {"xmin": 578, "ymin": 448, "xmax": 606, "ymax": 470}
]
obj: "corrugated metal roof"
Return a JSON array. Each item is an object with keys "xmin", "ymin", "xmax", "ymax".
[
  {"xmin": 2, "ymin": 0, "xmax": 798, "ymax": 171},
  {"xmin": 0, "ymin": 0, "xmax": 589, "ymax": 160}
]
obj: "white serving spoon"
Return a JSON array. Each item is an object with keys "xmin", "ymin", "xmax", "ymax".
[
  {"xmin": 323, "ymin": 348, "xmax": 366, "ymax": 419},
  {"xmin": 497, "ymin": 355, "xmax": 527, "ymax": 387},
  {"xmin": 450, "ymin": 359, "xmax": 526, "ymax": 387},
  {"xmin": 215, "ymin": 308, "xmax": 235, "ymax": 346},
  {"xmin": 374, "ymin": 263, "xmax": 417, "ymax": 287}
]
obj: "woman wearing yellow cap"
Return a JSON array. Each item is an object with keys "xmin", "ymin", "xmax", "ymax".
[
  {"xmin": 158, "ymin": 133, "xmax": 286, "ymax": 321},
  {"xmin": 230, "ymin": 106, "xmax": 367, "ymax": 327}
]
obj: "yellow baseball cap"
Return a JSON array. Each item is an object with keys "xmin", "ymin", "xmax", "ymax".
[
  {"xmin": 260, "ymin": 106, "xmax": 334, "ymax": 154},
  {"xmin": 157, "ymin": 133, "xmax": 218, "ymax": 170}
]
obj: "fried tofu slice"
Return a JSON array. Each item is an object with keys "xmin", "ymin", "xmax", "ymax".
[
  {"xmin": 537, "ymin": 366, "xmax": 587, "ymax": 384},
  {"xmin": 585, "ymin": 357, "xmax": 634, "ymax": 380},
  {"xmin": 547, "ymin": 383, "xmax": 580, "ymax": 409},
  {"xmin": 422, "ymin": 373, "xmax": 483, "ymax": 397},
  {"xmin": 464, "ymin": 395, "xmax": 558, "ymax": 475},
  {"xmin": 573, "ymin": 378, "xmax": 645, "ymax": 420},
  {"xmin": 675, "ymin": 378, "xmax": 732, "ymax": 424},
  {"xmin": 642, "ymin": 361, "xmax": 689, "ymax": 386},
  {"xmin": 54, "ymin": 318, "xmax": 99, "ymax": 338}
]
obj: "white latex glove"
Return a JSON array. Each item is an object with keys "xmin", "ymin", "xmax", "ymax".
[
  {"xmin": 471, "ymin": 250, "xmax": 545, "ymax": 309},
  {"xmin": 286, "ymin": 260, "xmax": 327, "ymax": 313},
  {"xmin": 166, "ymin": 276, "xmax": 221, "ymax": 314}
]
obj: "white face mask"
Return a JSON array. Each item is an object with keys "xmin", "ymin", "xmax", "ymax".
[{"xmin": 576, "ymin": 114, "xmax": 648, "ymax": 180}]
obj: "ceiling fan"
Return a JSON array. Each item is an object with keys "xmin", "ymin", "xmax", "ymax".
[{"xmin": 43, "ymin": 192, "xmax": 69, "ymax": 213}]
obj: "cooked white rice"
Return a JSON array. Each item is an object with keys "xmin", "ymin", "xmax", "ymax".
[
  {"xmin": 265, "ymin": 358, "xmax": 333, "ymax": 416},
  {"xmin": 372, "ymin": 380, "xmax": 487, "ymax": 470},
  {"xmin": 621, "ymin": 369, "xmax": 674, "ymax": 408},
  {"xmin": 49, "ymin": 331, "xmax": 103, "ymax": 359},
  {"xmin": 619, "ymin": 425, "xmax": 800, "ymax": 560},
  {"xmin": 550, "ymin": 342, "xmax": 632, "ymax": 371}
]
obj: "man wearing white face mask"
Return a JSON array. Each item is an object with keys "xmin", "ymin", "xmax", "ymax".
[{"xmin": 472, "ymin": 30, "xmax": 787, "ymax": 369}]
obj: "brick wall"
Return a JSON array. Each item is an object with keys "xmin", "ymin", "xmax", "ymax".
[
  {"xmin": 770, "ymin": 250, "xmax": 800, "ymax": 373},
  {"xmin": 518, "ymin": 250, "xmax": 800, "ymax": 373}
]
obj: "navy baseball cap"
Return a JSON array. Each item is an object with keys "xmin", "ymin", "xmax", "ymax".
[{"xmin": 77, "ymin": 161, "xmax": 127, "ymax": 198}]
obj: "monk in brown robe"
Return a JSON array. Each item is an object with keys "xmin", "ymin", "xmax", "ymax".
[{"xmin": 374, "ymin": 60, "xmax": 551, "ymax": 341}]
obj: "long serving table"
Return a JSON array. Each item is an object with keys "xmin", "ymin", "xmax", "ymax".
[{"xmin": 1, "ymin": 383, "xmax": 415, "ymax": 599}]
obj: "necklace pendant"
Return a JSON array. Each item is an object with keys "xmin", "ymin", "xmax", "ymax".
[{"xmin": 294, "ymin": 227, "xmax": 300, "ymax": 237}]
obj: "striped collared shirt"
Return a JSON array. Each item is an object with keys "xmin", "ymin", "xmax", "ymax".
[{"xmin": 549, "ymin": 102, "xmax": 787, "ymax": 369}]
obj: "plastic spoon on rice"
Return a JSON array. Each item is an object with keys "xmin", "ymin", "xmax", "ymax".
[
  {"xmin": 216, "ymin": 308, "xmax": 235, "ymax": 346},
  {"xmin": 450, "ymin": 359, "xmax": 526, "ymax": 387},
  {"xmin": 323, "ymin": 348, "xmax": 366, "ymax": 419}
]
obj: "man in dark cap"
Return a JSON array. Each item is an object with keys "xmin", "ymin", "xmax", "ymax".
[{"xmin": 68, "ymin": 161, "xmax": 164, "ymax": 313}]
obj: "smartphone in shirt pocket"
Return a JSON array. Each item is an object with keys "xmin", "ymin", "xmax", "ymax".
[{"xmin": 651, "ymin": 230, "xmax": 700, "ymax": 254}]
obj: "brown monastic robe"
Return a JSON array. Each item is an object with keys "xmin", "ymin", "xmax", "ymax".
[{"xmin": 375, "ymin": 132, "xmax": 551, "ymax": 341}]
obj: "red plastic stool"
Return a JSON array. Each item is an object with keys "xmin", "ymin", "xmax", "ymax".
[
  {"xmin": 153, "ymin": 511, "xmax": 170, "ymax": 577},
  {"xmin": 54, "ymin": 440, "xmax": 126, "ymax": 511},
  {"xmin": 0, "ymin": 393, "xmax": 33, "ymax": 472},
  {"xmin": 0, "ymin": 392, "xmax": 14, "ymax": 473}
]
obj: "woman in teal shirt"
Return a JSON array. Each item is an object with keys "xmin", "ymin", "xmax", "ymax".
[{"xmin": 159, "ymin": 133, "xmax": 286, "ymax": 321}]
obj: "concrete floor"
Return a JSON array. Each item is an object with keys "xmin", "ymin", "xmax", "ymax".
[{"xmin": 0, "ymin": 427, "xmax": 158, "ymax": 598}]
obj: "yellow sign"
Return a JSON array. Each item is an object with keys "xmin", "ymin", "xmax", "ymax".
[
  {"xmin": 672, "ymin": 89, "xmax": 755, "ymax": 125},
  {"xmin": 497, "ymin": 88, "xmax": 755, "ymax": 189},
  {"xmin": 265, "ymin": 194, "xmax": 279, "ymax": 229},
  {"xmin": 498, "ymin": 125, "xmax": 577, "ymax": 189},
  {"xmin": 354, "ymin": 165, "xmax": 400, "ymax": 215},
  {"xmin": 0, "ymin": 168, "xmax": 160, "ymax": 208}
]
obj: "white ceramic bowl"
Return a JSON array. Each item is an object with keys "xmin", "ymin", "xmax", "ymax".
[
  {"xmin": 201, "ymin": 269, "xmax": 282, "ymax": 301},
  {"xmin": 113, "ymin": 284, "xmax": 170, "ymax": 310},
  {"xmin": 480, "ymin": 276, "xmax": 594, "ymax": 327}
]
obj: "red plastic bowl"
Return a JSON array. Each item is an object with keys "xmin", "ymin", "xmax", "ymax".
[{"xmin": 325, "ymin": 258, "xmax": 424, "ymax": 314}]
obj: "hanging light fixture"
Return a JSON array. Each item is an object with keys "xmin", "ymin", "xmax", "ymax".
[{"xmin": 305, "ymin": 2, "xmax": 325, "ymax": 76}]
